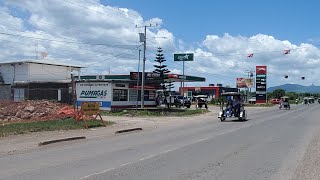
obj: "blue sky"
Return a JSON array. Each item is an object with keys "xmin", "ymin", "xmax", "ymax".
[
  {"xmin": 106, "ymin": 0, "xmax": 320, "ymax": 45},
  {"xmin": 1, "ymin": 0, "xmax": 320, "ymax": 87}
]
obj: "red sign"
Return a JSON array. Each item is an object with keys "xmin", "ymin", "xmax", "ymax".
[
  {"xmin": 168, "ymin": 74, "xmax": 179, "ymax": 78},
  {"xmin": 256, "ymin": 66, "xmax": 267, "ymax": 75},
  {"xmin": 256, "ymin": 66, "xmax": 267, "ymax": 104}
]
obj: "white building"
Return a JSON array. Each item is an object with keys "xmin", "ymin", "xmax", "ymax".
[
  {"xmin": 0, "ymin": 60, "xmax": 82, "ymax": 102},
  {"xmin": 76, "ymin": 73, "xmax": 206, "ymax": 110}
]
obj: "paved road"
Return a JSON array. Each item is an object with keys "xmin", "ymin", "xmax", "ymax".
[{"xmin": 0, "ymin": 104, "xmax": 319, "ymax": 180}]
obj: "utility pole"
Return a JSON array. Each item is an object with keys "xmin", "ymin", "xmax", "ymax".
[
  {"xmin": 182, "ymin": 60, "xmax": 185, "ymax": 108},
  {"xmin": 246, "ymin": 70, "xmax": 254, "ymax": 102},
  {"xmin": 136, "ymin": 24, "xmax": 158, "ymax": 108},
  {"xmin": 71, "ymin": 73, "xmax": 76, "ymax": 111},
  {"xmin": 136, "ymin": 49, "xmax": 141, "ymax": 110}
]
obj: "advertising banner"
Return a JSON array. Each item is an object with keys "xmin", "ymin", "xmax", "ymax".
[
  {"xmin": 236, "ymin": 78, "xmax": 254, "ymax": 88},
  {"xmin": 256, "ymin": 66, "xmax": 267, "ymax": 103}
]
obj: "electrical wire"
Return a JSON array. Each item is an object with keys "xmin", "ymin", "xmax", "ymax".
[{"xmin": 0, "ymin": 31, "xmax": 139, "ymax": 48}]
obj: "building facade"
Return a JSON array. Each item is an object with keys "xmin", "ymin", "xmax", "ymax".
[
  {"xmin": 179, "ymin": 85, "xmax": 238, "ymax": 100},
  {"xmin": 76, "ymin": 73, "xmax": 206, "ymax": 110},
  {"xmin": 0, "ymin": 60, "xmax": 82, "ymax": 102}
]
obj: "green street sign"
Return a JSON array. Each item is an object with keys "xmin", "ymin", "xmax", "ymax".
[{"xmin": 174, "ymin": 53, "xmax": 194, "ymax": 61}]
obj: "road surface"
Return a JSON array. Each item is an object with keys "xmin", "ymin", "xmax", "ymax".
[{"xmin": 0, "ymin": 104, "xmax": 319, "ymax": 180}]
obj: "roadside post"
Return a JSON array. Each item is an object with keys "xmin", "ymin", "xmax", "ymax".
[{"xmin": 174, "ymin": 53, "xmax": 194, "ymax": 108}]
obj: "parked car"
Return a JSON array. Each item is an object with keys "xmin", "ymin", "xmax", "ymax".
[
  {"xmin": 270, "ymin": 98, "xmax": 281, "ymax": 104},
  {"xmin": 174, "ymin": 95, "xmax": 191, "ymax": 108},
  {"xmin": 248, "ymin": 97, "xmax": 256, "ymax": 104},
  {"xmin": 194, "ymin": 95, "xmax": 208, "ymax": 109}
]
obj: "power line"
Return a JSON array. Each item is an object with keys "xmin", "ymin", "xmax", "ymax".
[
  {"xmin": 0, "ymin": 31, "xmax": 139, "ymax": 48},
  {"xmin": 85, "ymin": 46, "xmax": 141, "ymax": 67},
  {"xmin": 0, "ymin": 19, "xmax": 134, "ymax": 43},
  {"xmin": 145, "ymin": 48, "xmax": 235, "ymax": 82},
  {"xmin": 0, "ymin": 36, "xmax": 138, "ymax": 59}
]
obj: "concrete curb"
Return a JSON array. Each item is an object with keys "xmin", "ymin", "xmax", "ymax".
[
  {"xmin": 115, "ymin": 128, "xmax": 143, "ymax": 134},
  {"xmin": 39, "ymin": 136, "xmax": 86, "ymax": 146}
]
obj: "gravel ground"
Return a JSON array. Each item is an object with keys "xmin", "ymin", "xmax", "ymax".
[{"xmin": 292, "ymin": 128, "xmax": 320, "ymax": 180}]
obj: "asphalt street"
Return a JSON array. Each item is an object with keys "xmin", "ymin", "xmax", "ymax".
[{"xmin": 0, "ymin": 104, "xmax": 319, "ymax": 180}]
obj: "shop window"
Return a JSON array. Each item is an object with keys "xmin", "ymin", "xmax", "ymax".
[{"xmin": 113, "ymin": 89, "xmax": 128, "ymax": 101}]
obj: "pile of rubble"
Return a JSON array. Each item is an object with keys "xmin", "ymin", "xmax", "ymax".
[{"xmin": 0, "ymin": 100, "xmax": 74, "ymax": 123}]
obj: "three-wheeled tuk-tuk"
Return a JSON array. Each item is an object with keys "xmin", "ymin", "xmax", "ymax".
[
  {"xmin": 218, "ymin": 92, "xmax": 247, "ymax": 121},
  {"xmin": 279, "ymin": 96, "xmax": 290, "ymax": 110}
]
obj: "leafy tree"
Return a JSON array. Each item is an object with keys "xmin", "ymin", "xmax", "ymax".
[
  {"xmin": 267, "ymin": 92, "xmax": 274, "ymax": 100},
  {"xmin": 286, "ymin": 92, "xmax": 298, "ymax": 100},
  {"xmin": 272, "ymin": 89, "xmax": 286, "ymax": 99}
]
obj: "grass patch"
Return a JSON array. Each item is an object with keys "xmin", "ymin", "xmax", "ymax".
[
  {"xmin": 244, "ymin": 103, "xmax": 275, "ymax": 107},
  {"xmin": 102, "ymin": 109, "xmax": 208, "ymax": 117},
  {"xmin": 0, "ymin": 118, "xmax": 114, "ymax": 138}
]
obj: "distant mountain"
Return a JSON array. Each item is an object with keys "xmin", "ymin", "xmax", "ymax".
[{"xmin": 267, "ymin": 84, "xmax": 320, "ymax": 93}]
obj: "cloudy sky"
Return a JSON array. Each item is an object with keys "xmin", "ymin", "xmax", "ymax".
[{"xmin": 1, "ymin": 0, "xmax": 320, "ymax": 88}]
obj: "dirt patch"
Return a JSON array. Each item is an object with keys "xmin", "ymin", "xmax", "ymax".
[
  {"xmin": 0, "ymin": 100, "xmax": 72, "ymax": 124},
  {"xmin": 292, "ymin": 129, "xmax": 320, "ymax": 180}
]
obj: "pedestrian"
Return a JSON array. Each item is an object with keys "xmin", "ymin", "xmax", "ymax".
[
  {"xmin": 204, "ymin": 98, "xmax": 208, "ymax": 110},
  {"xmin": 195, "ymin": 97, "xmax": 199, "ymax": 109}
]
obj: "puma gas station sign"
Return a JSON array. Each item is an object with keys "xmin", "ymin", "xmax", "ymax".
[
  {"xmin": 174, "ymin": 53, "xmax": 194, "ymax": 61},
  {"xmin": 256, "ymin": 66, "xmax": 267, "ymax": 104}
]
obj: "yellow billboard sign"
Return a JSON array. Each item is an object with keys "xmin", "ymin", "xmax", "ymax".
[{"xmin": 80, "ymin": 102, "xmax": 100, "ymax": 115}]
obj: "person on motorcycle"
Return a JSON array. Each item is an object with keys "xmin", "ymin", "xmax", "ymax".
[
  {"xmin": 225, "ymin": 96, "xmax": 233, "ymax": 117},
  {"xmin": 233, "ymin": 96, "xmax": 241, "ymax": 117}
]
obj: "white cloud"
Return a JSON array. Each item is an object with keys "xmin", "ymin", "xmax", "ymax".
[
  {"xmin": 188, "ymin": 33, "xmax": 320, "ymax": 87},
  {"xmin": 145, "ymin": 18, "xmax": 163, "ymax": 26},
  {"xmin": 0, "ymin": 0, "xmax": 180, "ymax": 77},
  {"xmin": 1, "ymin": 1, "xmax": 320, "ymax": 88}
]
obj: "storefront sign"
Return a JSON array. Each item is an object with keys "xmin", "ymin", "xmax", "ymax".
[
  {"xmin": 174, "ymin": 53, "xmax": 194, "ymax": 61},
  {"xmin": 76, "ymin": 82, "xmax": 112, "ymax": 110},
  {"xmin": 130, "ymin": 72, "xmax": 161, "ymax": 80}
]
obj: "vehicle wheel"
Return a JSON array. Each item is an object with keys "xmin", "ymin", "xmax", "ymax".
[
  {"xmin": 220, "ymin": 117, "xmax": 226, "ymax": 121},
  {"xmin": 242, "ymin": 110, "xmax": 247, "ymax": 121}
]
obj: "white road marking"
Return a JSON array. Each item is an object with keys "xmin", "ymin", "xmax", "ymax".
[
  {"xmin": 80, "ymin": 167, "xmax": 115, "ymax": 179},
  {"xmin": 79, "ymin": 108, "xmax": 303, "ymax": 179}
]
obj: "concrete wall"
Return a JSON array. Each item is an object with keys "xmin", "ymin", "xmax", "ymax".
[
  {"xmin": 0, "ymin": 62, "xmax": 74, "ymax": 84},
  {"xmin": 28, "ymin": 63, "xmax": 72, "ymax": 81},
  {"xmin": 14, "ymin": 63, "xmax": 29, "ymax": 81},
  {"xmin": 0, "ymin": 85, "xmax": 12, "ymax": 100}
]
